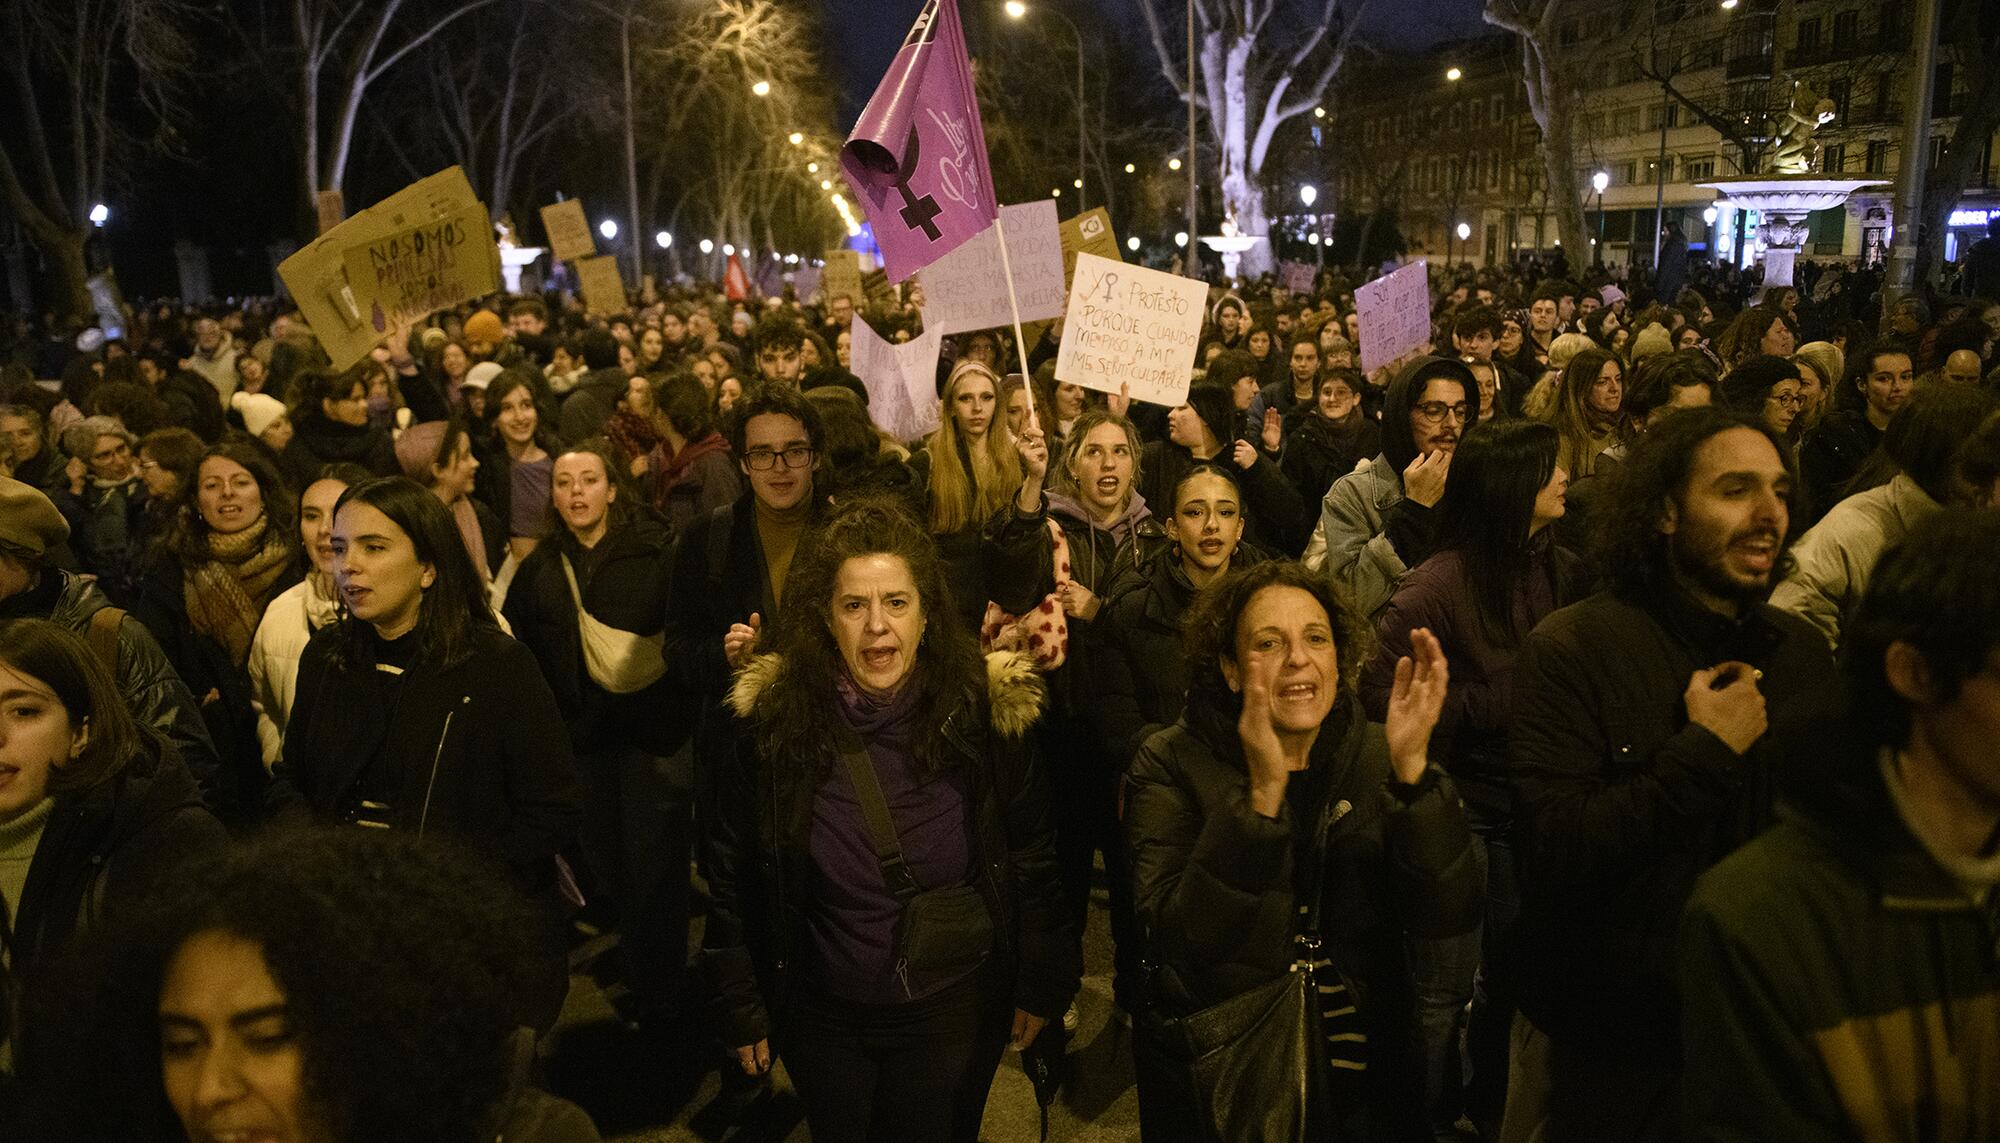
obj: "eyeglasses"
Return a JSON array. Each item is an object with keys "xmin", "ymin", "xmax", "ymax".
[
  {"xmin": 1769, "ymin": 392, "xmax": 1806, "ymax": 408},
  {"xmin": 744, "ymin": 446, "xmax": 815, "ymax": 471},
  {"xmin": 1412, "ymin": 401, "xmax": 1472, "ymax": 425}
]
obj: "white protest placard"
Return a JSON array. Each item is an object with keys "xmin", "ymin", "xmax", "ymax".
[
  {"xmin": 917, "ymin": 200, "xmax": 1066, "ymax": 335},
  {"xmin": 850, "ymin": 317, "xmax": 942, "ymax": 445},
  {"xmin": 1053, "ymin": 252, "xmax": 1207, "ymax": 408},
  {"xmin": 791, "ymin": 265, "xmax": 821, "ymax": 303},
  {"xmin": 1352, "ymin": 259, "xmax": 1433, "ymax": 374}
]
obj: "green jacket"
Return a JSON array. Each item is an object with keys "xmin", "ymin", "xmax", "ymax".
[{"xmin": 1680, "ymin": 697, "xmax": 2000, "ymax": 1142}]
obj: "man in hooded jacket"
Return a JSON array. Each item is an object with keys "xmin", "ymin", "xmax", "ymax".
[{"xmin": 1306, "ymin": 356, "xmax": 1479, "ymax": 618}]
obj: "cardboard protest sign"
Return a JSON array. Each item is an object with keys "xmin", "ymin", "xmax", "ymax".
[
  {"xmin": 278, "ymin": 166, "xmax": 500, "ymax": 370},
  {"xmin": 573, "ymin": 254, "xmax": 628, "ymax": 316},
  {"xmin": 1059, "ymin": 209, "xmax": 1122, "ymax": 288},
  {"xmin": 539, "ymin": 199, "xmax": 595, "ymax": 263},
  {"xmin": 1352, "ymin": 259, "xmax": 1433, "ymax": 374},
  {"xmin": 822, "ymin": 250, "xmax": 864, "ymax": 308},
  {"xmin": 792, "ymin": 265, "xmax": 822, "ymax": 303},
  {"xmin": 315, "ymin": 191, "xmax": 345, "ymax": 236},
  {"xmin": 850, "ymin": 317, "xmax": 943, "ymax": 444},
  {"xmin": 1278, "ymin": 260, "xmax": 1316, "ymax": 294},
  {"xmin": 1053, "ymin": 252, "xmax": 1207, "ymax": 407},
  {"xmin": 917, "ymin": 200, "xmax": 1064, "ymax": 335}
]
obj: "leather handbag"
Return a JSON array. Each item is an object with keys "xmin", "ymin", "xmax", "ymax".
[
  {"xmin": 1147, "ymin": 793, "xmax": 1343, "ymax": 1142},
  {"xmin": 837, "ymin": 739, "xmax": 995, "ymax": 983}
]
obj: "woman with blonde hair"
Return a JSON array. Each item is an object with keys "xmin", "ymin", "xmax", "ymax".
[
  {"xmin": 908, "ymin": 359, "xmax": 1033, "ymax": 632},
  {"xmin": 1543, "ymin": 346, "xmax": 1629, "ymax": 479}
]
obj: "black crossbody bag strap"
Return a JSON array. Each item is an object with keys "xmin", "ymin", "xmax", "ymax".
[{"xmin": 837, "ymin": 737, "xmax": 924, "ymax": 903}]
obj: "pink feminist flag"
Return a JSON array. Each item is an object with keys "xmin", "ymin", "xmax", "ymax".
[{"xmin": 840, "ymin": 0, "xmax": 995, "ymax": 284}]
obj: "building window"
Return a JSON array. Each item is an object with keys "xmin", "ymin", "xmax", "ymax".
[
  {"xmin": 1822, "ymin": 142, "xmax": 1845, "ymax": 173},
  {"xmin": 1490, "ymin": 94, "xmax": 1505, "ymax": 122},
  {"xmin": 1685, "ymin": 155, "xmax": 1717, "ymax": 179},
  {"xmin": 1612, "ymin": 108, "xmax": 1641, "ymax": 134},
  {"xmin": 1832, "ymin": 9, "xmax": 1858, "ymax": 48},
  {"xmin": 1795, "ymin": 16, "xmax": 1820, "ymax": 51},
  {"xmin": 1617, "ymin": 160, "xmax": 1638, "ymax": 184},
  {"xmin": 1865, "ymin": 139, "xmax": 1888, "ymax": 172},
  {"xmin": 1827, "ymin": 77, "xmax": 1851, "ymax": 120}
]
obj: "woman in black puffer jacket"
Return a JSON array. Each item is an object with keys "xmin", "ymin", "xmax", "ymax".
[
  {"xmin": 1124, "ymin": 560, "xmax": 1482, "ymax": 1143},
  {"xmin": 702, "ymin": 500, "xmax": 1077, "ymax": 1143}
]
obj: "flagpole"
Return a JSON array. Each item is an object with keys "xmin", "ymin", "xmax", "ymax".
[{"xmin": 990, "ymin": 211, "xmax": 1044, "ymax": 434}]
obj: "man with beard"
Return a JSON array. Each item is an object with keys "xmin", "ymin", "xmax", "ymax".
[
  {"xmin": 1502, "ymin": 407, "xmax": 1836, "ymax": 1142},
  {"xmin": 1308, "ymin": 356, "xmax": 1478, "ymax": 617}
]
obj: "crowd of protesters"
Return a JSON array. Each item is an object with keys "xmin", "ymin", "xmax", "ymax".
[{"xmin": 0, "ymin": 232, "xmax": 1995, "ymax": 1143}]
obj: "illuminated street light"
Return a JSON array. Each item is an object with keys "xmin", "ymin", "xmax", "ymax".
[
  {"xmin": 1126, "ymin": 236, "xmax": 1141, "ymax": 252},
  {"xmin": 1005, "ymin": 0, "xmax": 1026, "ymax": 16},
  {"xmin": 1591, "ymin": 170, "xmax": 1610, "ymax": 194},
  {"xmin": 1313, "ymin": 106, "xmax": 1325, "ymax": 119},
  {"xmin": 1703, "ymin": 206, "xmax": 1719, "ymax": 225},
  {"xmin": 788, "ymin": 132, "xmax": 804, "ymax": 146},
  {"xmin": 820, "ymin": 179, "xmax": 833, "ymax": 190},
  {"xmin": 1455, "ymin": 222, "xmax": 1471, "ymax": 241},
  {"xmin": 1299, "ymin": 185, "xmax": 1317, "ymax": 207},
  {"xmin": 751, "ymin": 80, "xmax": 771, "ymax": 97},
  {"xmin": 1124, "ymin": 162, "xmax": 1136, "ymax": 173},
  {"xmin": 654, "ymin": 230, "xmax": 672, "ymax": 249},
  {"xmin": 1168, "ymin": 157, "xmax": 1182, "ymax": 171},
  {"xmin": 807, "ymin": 161, "xmax": 819, "ymax": 173},
  {"xmin": 1446, "ymin": 66, "xmax": 1463, "ymax": 82},
  {"xmin": 1173, "ymin": 231, "xmax": 1188, "ymax": 248},
  {"xmin": 1073, "ymin": 178, "xmax": 1083, "ymax": 189},
  {"xmin": 722, "ymin": 243, "xmax": 736, "ymax": 256},
  {"xmin": 1308, "ymin": 233, "xmax": 1321, "ymax": 246},
  {"xmin": 1719, "ymin": 0, "xmax": 1738, "ymax": 8},
  {"xmin": 1051, "ymin": 187, "xmax": 1062, "ymax": 197},
  {"xmin": 598, "ymin": 219, "xmax": 618, "ymax": 240},
  {"xmin": 89, "ymin": 204, "xmax": 110, "ymax": 226},
  {"xmin": 698, "ymin": 239, "xmax": 715, "ymax": 255}
]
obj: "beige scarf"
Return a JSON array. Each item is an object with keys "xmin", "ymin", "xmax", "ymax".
[{"xmin": 185, "ymin": 514, "xmax": 292, "ymax": 664}]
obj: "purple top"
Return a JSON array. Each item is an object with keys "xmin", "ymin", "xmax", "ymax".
[
  {"xmin": 509, "ymin": 456, "xmax": 553, "ymax": 539},
  {"xmin": 807, "ymin": 671, "xmax": 975, "ymax": 1003}
]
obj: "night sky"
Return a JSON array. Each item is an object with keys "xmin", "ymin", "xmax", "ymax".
[{"xmin": 823, "ymin": 0, "xmax": 1489, "ymax": 124}]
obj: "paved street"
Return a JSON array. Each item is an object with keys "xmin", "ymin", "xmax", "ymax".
[{"xmin": 545, "ymin": 870, "xmax": 1139, "ymax": 1142}]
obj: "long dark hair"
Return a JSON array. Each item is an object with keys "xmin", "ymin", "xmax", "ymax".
[
  {"xmin": 1437, "ymin": 419, "xmax": 1561, "ymax": 646},
  {"xmin": 751, "ymin": 497, "xmax": 987, "ymax": 794},
  {"xmin": 325, "ymin": 477, "xmax": 495, "ymax": 669},
  {"xmin": 167, "ymin": 440, "xmax": 298, "ymax": 563},
  {"xmin": 1181, "ymin": 560, "xmax": 1368, "ymax": 717}
]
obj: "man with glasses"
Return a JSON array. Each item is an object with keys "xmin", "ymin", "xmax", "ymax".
[
  {"xmin": 1309, "ymin": 356, "xmax": 1479, "ymax": 616},
  {"xmin": 666, "ymin": 384, "xmax": 826, "ymax": 869}
]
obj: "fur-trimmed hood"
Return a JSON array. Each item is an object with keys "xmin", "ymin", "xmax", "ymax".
[{"xmin": 728, "ymin": 648, "xmax": 1045, "ymax": 739}]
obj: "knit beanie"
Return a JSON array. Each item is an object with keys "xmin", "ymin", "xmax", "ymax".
[
  {"xmin": 394, "ymin": 421, "xmax": 450, "ymax": 481},
  {"xmin": 1630, "ymin": 323, "xmax": 1674, "ymax": 364},
  {"xmin": 463, "ymin": 310, "xmax": 507, "ymax": 346},
  {"xmin": 232, "ymin": 392, "xmax": 287, "ymax": 439}
]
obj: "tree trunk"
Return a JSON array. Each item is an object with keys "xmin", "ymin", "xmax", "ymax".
[
  {"xmin": 1216, "ymin": 32, "xmax": 1274, "ymax": 277},
  {"xmin": 43, "ymin": 227, "xmax": 92, "ymax": 322},
  {"xmin": 1522, "ymin": 39, "xmax": 1591, "ymax": 260}
]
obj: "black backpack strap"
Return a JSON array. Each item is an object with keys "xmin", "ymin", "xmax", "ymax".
[{"xmin": 836, "ymin": 736, "xmax": 923, "ymax": 903}]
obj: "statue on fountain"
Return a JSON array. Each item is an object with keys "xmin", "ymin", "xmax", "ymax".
[{"xmin": 1769, "ymin": 83, "xmax": 1838, "ymax": 175}]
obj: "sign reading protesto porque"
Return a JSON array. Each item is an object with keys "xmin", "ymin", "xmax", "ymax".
[{"xmin": 1054, "ymin": 252, "xmax": 1206, "ymax": 407}]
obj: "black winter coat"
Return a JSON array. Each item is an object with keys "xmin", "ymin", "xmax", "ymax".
[
  {"xmin": 1279, "ymin": 409, "xmax": 1380, "ymax": 508},
  {"xmin": 1138, "ymin": 441, "xmax": 1306, "ymax": 557},
  {"xmin": 702, "ymin": 651, "xmax": 1079, "ymax": 1049},
  {"xmin": 269, "ymin": 624, "xmax": 583, "ymax": 891},
  {"xmin": 504, "ymin": 517, "xmax": 685, "ymax": 758},
  {"xmin": 280, "ymin": 411, "xmax": 398, "ymax": 492},
  {"xmin": 1124, "ymin": 693, "xmax": 1483, "ymax": 1135},
  {"xmin": 1507, "ymin": 586, "xmax": 1837, "ymax": 1062},
  {"xmin": 905, "ymin": 446, "xmax": 1044, "ymax": 634}
]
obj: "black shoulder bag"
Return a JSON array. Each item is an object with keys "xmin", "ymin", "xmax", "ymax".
[
  {"xmin": 837, "ymin": 739, "xmax": 995, "ymax": 991},
  {"xmin": 1153, "ymin": 795, "xmax": 1342, "ymax": 1143}
]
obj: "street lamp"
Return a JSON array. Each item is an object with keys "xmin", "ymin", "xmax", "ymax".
[
  {"xmin": 1299, "ymin": 185, "xmax": 1317, "ymax": 207},
  {"xmin": 1173, "ymin": 231, "xmax": 1188, "ymax": 248},
  {"xmin": 1168, "ymin": 157, "xmax": 1182, "ymax": 171},
  {"xmin": 1703, "ymin": 206, "xmax": 1718, "ymax": 225},
  {"xmin": 1446, "ymin": 66, "xmax": 1463, "ymax": 82},
  {"xmin": 654, "ymin": 231, "xmax": 672, "ymax": 249},
  {"xmin": 1591, "ymin": 170, "xmax": 1610, "ymax": 262},
  {"xmin": 751, "ymin": 80, "xmax": 771, "ymax": 97},
  {"xmin": 598, "ymin": 219, "xmax": 618, "ymax": 240},
  {"xmin": 722, "ymin": 243, "xmax": 735, "ymax": 256},
  {"xmin": 1073, "ymin": 178, "xmax": 1083, "ymax": 189},
  {"xmin": 1005, "ymin": 2, "xmax": 1087, "ymax": 211},
  {"xmin": 1124, "ymin": 162, "xmax": 1136, "ymax": 173},
  {"xmin": 89, "ymin": 204, "xmax": 110, "ymax": 226},
  {"xmin": 788, "ymin": 132, "xmax": 804, "ymax": 146},
  {"xmin": 699, "ymin": 239, "xmax": 715, "ymax": 255},
  {"xmin": 1126, "ymin": 236, "xmax": 1141, "ymax": 252},
  {"xmin": 807, "ymin": 161, "xmax": 819, "ymax": 174},
  {"xmin": 1456, "ymin": 222, "xmax": 1472, "ymax": 240}
]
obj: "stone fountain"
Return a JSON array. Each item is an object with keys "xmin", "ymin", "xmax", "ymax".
[
  {"xmin": 1199, "ymin": 215, "xmax": 1264, "ymax": 285},
  {"xmin": 1696, "ymin": 82, "xmax": 1885, "ymax": 283}
]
